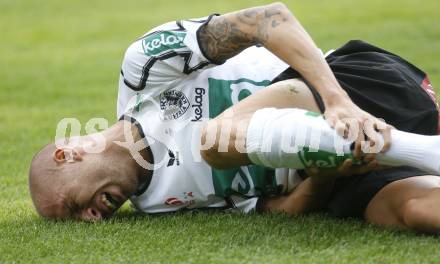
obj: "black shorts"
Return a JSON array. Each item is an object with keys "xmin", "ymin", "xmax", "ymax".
[{"xmin": 271, "ymin": 40, "xmax": 439, "ymax": 217}]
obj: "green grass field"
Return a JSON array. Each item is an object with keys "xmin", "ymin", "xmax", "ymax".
[{"xmin": 1, "ymin": 0, "xmax": 440, "ymax": 262}]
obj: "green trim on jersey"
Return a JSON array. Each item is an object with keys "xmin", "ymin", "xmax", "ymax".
[
  {"xmin": 207, "ymin": 77, "xmax": 278, "ymax": 198},
  {"xmin": 305, "ymin": 111, "xmax": 322, "ymax": 117},
  {"xmin": 142, "ymin": 31, "xmax": 187, "ymax": 56},
  {"xmin": 134, "ymin": 93, "xmax": 141, "ymax": 112},
  {"xmin": 211, "ymin": 166, "xmax": 279, "ymax": 198},
  {"xmin": 207, "ymin": 78, "xmax": 271, "ymax": 118}
]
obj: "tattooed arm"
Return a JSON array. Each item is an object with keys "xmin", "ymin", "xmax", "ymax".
[
  {"xmin": 199, "ymin": 2, "xmax": 392, "ymax": 151},
  {"xmin": 199, "ymin": 2, "xmax": 345, "ymax": 104}
]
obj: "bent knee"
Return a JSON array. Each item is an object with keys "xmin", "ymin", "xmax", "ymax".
[
  {"xmin": 402, "ymin": 198, "xmax": 425, "ymax": 229},
  {"xmin": 274, "ymin": 79, "xmax": 312, "ymax": 97},
  {"xmin": 366, "ymin": 177, "xmax": 440, "ymax": 233},
  {"xmin": 271, "ymin": 79, "xmax": 322, "ymax": 113},
  {"xmin": 401, "ymin": 196, "xmax": 440, "ymax": 233},
  {"xmin": 199, "ymin": 119, "xmax": 220, "ymax": 167}
]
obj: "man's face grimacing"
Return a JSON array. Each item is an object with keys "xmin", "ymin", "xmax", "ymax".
[{"xmin": 29, "ymin": 135, "xmax": 141, "ymax": 221}]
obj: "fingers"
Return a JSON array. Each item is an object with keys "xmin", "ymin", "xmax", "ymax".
[
  {"xmin": 354, "ymin": 159, "xmax": 379, "ymax": 175},
  {"xmin": 366, "ymin": 159, "xmax": 379, "ymax": 171},
  {"xmin": 330, "ymin": 115, "xmax": 365, "ymax": 160},
  {"xmin": 306, "ymin": 166, "xmax": 320, "ymax": 177},
  {"xmin": 363, "ymin": 120, "xmax": 377, "ymax": 149},
  {"xmin": 337, "ymin": 158, "xmax": 353, "ymax": 176},
  {"xmin": 335, "ymin": 120, "xmax": 347, "ymax": 138},
  {"xmin": 339, "ymin": 152, "xmax": 379, "ymax": 177},
  {"xmin": 324, "ymin": 106, "xmax": 392, "ymax": 156},
  {"xmin": 357, "ymin": 118, "xmax": 392, "ymax": 157},
  {"xmin": 365, "ymin": 119, "xmax": 391, "ymax": 153},
  {"xmin": 306, "ymin": 156, "xmax": 380, "ymax": 181},
  {"xmin": 380, "ymin": 124, "xmax": 392, "ymax": 153},
  {"xmin": 324, "ymin": 111, "xmax": 338, "ymax": 128},
  {"xmin": 362, "ymin": 153, "xmax": 376, "ymax": 163},
  {"xmin": 339, "ymin": 158, "xmax": 378, "ymax": 177},
  {"xmin": 353, "ymin": 121, "xmax": 364, "ymax": 160},
  {"xmin": 326, "ymin": 115, "xmax": 337, "ymax": 129}
]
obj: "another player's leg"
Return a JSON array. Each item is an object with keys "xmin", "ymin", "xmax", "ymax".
[{"xmin": 365, "ymin": 175, "xmax": 440, "ymax": 233}]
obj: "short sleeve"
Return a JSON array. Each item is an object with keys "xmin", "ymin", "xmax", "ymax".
[{"xmin": 117, "ymin": 15, "xmax": 219, "ymax": 118}]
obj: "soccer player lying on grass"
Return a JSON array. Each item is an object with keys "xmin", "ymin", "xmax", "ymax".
[{"xmin": 29, "ymin": 3, "xmax": 440, "ymax": 233}]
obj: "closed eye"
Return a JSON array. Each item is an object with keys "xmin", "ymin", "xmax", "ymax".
[{"xmin": 65, "ymin": 199, "xmax": 80, "ymax": 219}]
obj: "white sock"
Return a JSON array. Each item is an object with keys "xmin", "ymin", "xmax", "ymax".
[
  {"xmin": 246, "ymin": 108, "xmax": 440, "ymax": 175},
  {"xmin": 246, "ymin": 108, "xmax": 354, "ymax": 169},
  {"xmin": 377, "ymin": 130, "xmax": 440, "ymax": 174}
]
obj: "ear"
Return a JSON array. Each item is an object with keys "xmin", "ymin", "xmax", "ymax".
[{"xmin": 53, "ymin": 148, "xmax": 83, "ymax": 164}]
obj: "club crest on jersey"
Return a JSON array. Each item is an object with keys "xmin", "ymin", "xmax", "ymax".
[{"xmin": 160, "ymin": 90, "xmax": 190, "ymax": 120}]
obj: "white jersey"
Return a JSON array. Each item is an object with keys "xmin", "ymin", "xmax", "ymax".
[{"xmin": 118, "ymin": 16, "xmax": 303, "ymax": 214}]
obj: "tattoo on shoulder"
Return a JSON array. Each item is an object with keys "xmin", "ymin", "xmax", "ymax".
[
  {"xmin": 198, "ymin": 5, "xmax": 290, "ymax": 63},
  {"xmin": 198, "ymin": 15, "xmax": 256, "ymax": 64}
]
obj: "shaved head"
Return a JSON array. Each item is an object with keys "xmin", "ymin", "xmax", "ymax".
[
  {"xmin": 28, "ymin": 121, "xmax": 149, "ymax": 220},
  {"xmin": 29, "ymin": 143, "xmax": 67, "ymax": 219}
]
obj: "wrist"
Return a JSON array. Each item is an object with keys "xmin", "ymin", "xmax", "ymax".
[{"xmin": 322, "ymin": 91, "xmax": 351, "ymax": 107}]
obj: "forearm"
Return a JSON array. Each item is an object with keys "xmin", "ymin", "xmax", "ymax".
[
  {"xmin": 262, "ymin": 16, "xmax": 349, "ymax": 105},
  {"xmin": 261, "ymin": 178, "xmax": 334, "ymax": 215},
  {"xmin": 199, "ymin": 2, "xmax": 349, "ymax": 105}
]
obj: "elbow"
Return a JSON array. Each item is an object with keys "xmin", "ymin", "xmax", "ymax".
[
  {"xmin": 199, "ymin": 120, "xmax": 223, "ymax": 169},
  {"xmin": 200, "ymin": 118, "xmax": 243, "ymax": 170},
  {"xmin": 200, "ymin": 148, "xmax": 221, "ymax": 169},
  {"xmin": 254, "ymin": 2, "xmax": 298, "ymax": 42},
  {"xmin": 200, "ymin": 144, "xmax": 230, "ymax": 170},
  {"xmin": 200, "ymin": 117, "xmax": 250, "ymax": 169},
  {"xmin": 269, "ymin": 2, "xmax": 288, "ymax": 10},
  {"xmin": 199, "ymin": 128, "xmax": 218, "ymax": 168},
  {"xmin": 265, "ymin": 2, "xmax": 298, "ymax": 24},
  {"xmin": 266, "ymin": 2, "xmax": 291, "ymax": 18}
]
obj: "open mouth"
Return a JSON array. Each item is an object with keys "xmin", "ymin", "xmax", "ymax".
[{"xmin": 101, "ymin": 192, "xmax": 119, "ymax": 212}]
